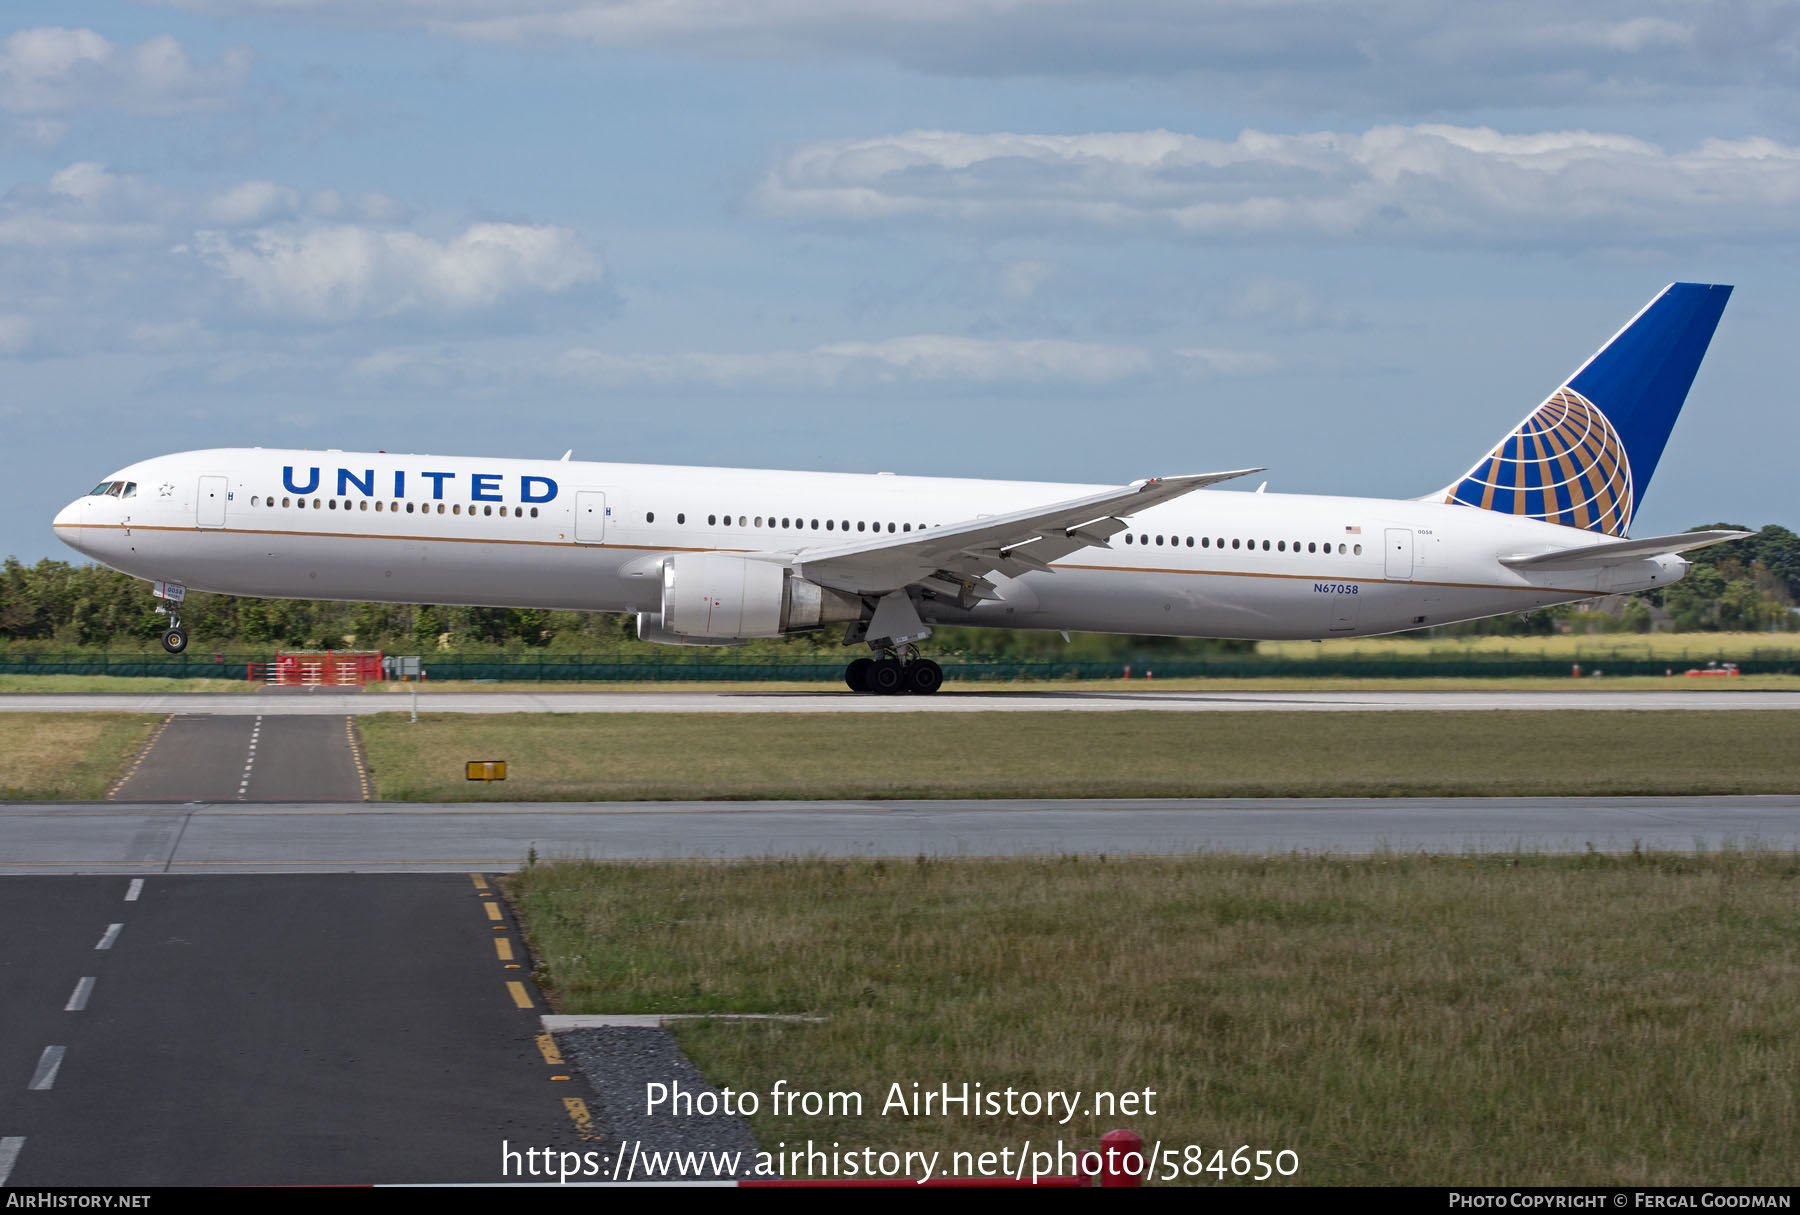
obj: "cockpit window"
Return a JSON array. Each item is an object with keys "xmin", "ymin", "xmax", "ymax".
[
  {"xmin": 120, "ymin": 482, "xmax": 136, "ymax": 498},
  {"xmin": 90, "ymin": 481, "xmax": 116, "ymax": 496}
]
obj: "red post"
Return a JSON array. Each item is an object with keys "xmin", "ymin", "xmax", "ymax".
[{"xmin": 1099, "ymin": 1129, "xmax": 1144, "ymax": 1188}]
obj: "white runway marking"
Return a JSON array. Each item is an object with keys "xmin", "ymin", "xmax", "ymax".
[
  {"xmin": 64, "ymin": 978, "xmax": 95, "ymax": 1012},
  {"xmin": 95, "ymin": 923, "xmax": 122, "ymax": 950},
  {"xmin": 125, "ymin": 878, "xmax": 143, "ymax": 901},
  {"xmin": 28, "ymin": 1047, "xmax": 64, "ymax": 1091},
  {"xmin": 0, "ymin": 1138, "xmax": 22, "ymax": 1186}
]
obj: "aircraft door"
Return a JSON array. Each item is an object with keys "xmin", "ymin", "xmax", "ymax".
[
  {"xmin": 197, "ymin": 476, "xmax": 228, "ymax": 529},
  {"xmin": 1384, "ymin": 528, "xmax": 1414, "ymax": 580},
  {"xmin": 574, "ymin": 491, "xmax": 607, "ymax": 544}
]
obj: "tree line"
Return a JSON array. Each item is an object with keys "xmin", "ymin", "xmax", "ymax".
[{"xmin": 3, "ymin": 523, "xmax": 1794, "ymax": 656}]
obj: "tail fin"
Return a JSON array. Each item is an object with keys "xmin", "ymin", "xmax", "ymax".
[{"xmin": 1440, "ymin": 283, "xmax": 1731, "ymax": 536}]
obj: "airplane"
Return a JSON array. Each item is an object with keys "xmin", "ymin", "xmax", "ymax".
[{"xmin": 52, "ymin": 282, "xmax": 1746, "ymax": 695}]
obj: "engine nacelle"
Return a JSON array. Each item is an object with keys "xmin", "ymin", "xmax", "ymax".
[{"xmin": 646, "ymin": 553, "xmax": 863, "ymax": 644}]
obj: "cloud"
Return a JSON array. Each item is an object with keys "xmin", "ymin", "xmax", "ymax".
[
  {"xmin": 752, "ymin": 124, "xmax": 1800, "ymax": 248},
  {"xmin": 193, "ymin": 221, "xmax": 604, "ymax": 321},
  {"xmin": 0, "ymin": 162, "xmax": 174, "ymax": 248},
  {"xmin": 539, "ymin": 334, "xmax": 1275, "ymax": 392},
  {"xmin": 0, "ymin": 314, "xmax": 32, "ymax": 354},
  {"xmin": 135, "ymin": 2, "xmax": 1800, "ymax": 111},
  {"xmin": 0, "ymin": 27, "xmax": 249, "ymax": 114}
]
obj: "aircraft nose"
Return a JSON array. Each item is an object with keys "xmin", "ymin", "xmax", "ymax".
[{"xmin": 52, "ymin": 499, "xmax": 87, "ymax": 551}]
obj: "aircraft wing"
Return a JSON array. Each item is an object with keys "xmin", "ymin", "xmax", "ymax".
[
  {"xmin": 795, "ymin": 468, "xmax": 1264, "ymax": 599},
  {"xmin": 1499, "ymin": 529, "xmax": 1751, "ymax": 571}
]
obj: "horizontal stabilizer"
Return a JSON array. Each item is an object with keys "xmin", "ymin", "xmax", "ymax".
[{"xmin": 1499, "ymin": 529, "xmax": 1751, "ymax": 571}]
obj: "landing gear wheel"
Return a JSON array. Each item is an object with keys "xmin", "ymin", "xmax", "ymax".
[
  {"xmin": 845, "ymin": 657, "xmax": 873, "ymax": 692},
  {"xmin": 868, "ymin": 657, "xmax": 905, "ymax": 695},
  {"xmin": 160, "ymin": 627, "xmax": 188, "ymax": 655},
  {"xmin": 904, "ymin": 659, "xmax": 943, "ymax": 696}
]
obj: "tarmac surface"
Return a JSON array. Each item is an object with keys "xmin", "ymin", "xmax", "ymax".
[
  {"xmin": 3, "ymin": 796, "xmax": 1794, "ymax": 874},
  {"xmin": 108, "ymin": 713, "xmax": 369, "ymax": 802},
  {"xmin": 0, "ymin": 873, "xmax": 591, "ymax": 1185},
  {"xmin": 4, "ymin": 687, "xmax": 1799, "ymax": 715}
]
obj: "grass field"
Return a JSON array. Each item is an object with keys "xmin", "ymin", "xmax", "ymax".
[
  {"xmin": 508, "ymin": 851, "xmax": 1800, "ymax": 1185},
  {"xmin": 359, "ymin": 710, "xmax": 1800, "ymax": 801},
  {"xmin": 1256, "ymin": 631, "xmax": 1799, "ymax": 661},
  {"xmin": 0, "ymin": 675, "xmax": 254, "ymax": 693},
  {"xmin": 0, "ymin": 712, "xmax": 159, "ymax": 799}
]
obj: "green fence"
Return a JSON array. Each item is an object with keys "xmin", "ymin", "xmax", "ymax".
[{"xmin": 2, "ymin": 650, "xmax": 1797, "ymax": 681}]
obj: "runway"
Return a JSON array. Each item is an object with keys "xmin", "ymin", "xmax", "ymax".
[
  {"xmin": 0, "ymin": 874, "xmax": 591, "ymax": 1185},
  {"xmin": 2, "ymin": 796, "xmax": 1793, "ymax": 873},
  {"xmin": 4, "ymin": 687, "xmax": 1798, "ymax": 715}
]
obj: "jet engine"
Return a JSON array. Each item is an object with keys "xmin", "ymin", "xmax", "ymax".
[{"xmin": 636, "ymin": 553, "xmax": 863, "ymax": 645}]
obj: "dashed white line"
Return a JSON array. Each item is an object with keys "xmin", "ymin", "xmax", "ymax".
[
  {"xmin": 65, "ymin": 978, "xmax": 95, "ymax": 1012},
  {"xmin": 0, "ymin": 1137, "xmax": 23, "ymax": 1186},
  {"xmin": 28, "ymin": 1047, "xmax": 64, "ymax": 1091},
  {"xmin": 95, "ymin": 923, "xmax": 122, "ymax": 950},
  {"xmin": 239, "ymin": 716, "xmax": 262, "ymax": 802},
  {"xmin": 125, "ymin": 878, "xmax": 143, "ymax": 901}
]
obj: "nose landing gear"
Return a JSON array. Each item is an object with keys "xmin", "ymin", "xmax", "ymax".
[
  {"xmin": 843, "ymin": 646, "xmax": 943, "ymax": 695},
  {"xmin": 152, "ymin": 580, "xmax": 189, "ymax": 654}
]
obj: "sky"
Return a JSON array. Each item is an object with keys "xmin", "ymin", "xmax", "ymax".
[{"xmin": 4, "ymin": 1, "xmax": 1798, "ymax": 562}]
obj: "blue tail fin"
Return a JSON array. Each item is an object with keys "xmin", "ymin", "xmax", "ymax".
[{"xmin": 1441, "ymin": 283, "xmax": 1731, "ymax": 535}]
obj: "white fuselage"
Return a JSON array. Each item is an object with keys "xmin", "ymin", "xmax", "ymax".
[{"xmin": 52, "ymin": 448, "xmax": 1686, "ymax": 642}]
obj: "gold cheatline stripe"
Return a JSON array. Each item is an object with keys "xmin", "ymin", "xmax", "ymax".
[{"xmin": 74, "ymin": 528, "xmax": 1612, "ymax": 595}]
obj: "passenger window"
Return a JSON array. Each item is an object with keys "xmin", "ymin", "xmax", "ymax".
[
  {"xmin": 1231, "ymin": 538, "xmax": 1239, "ymax": 549},
  {"xmin": 1354, "ymin": 543, "xmax": 1363, "ymax": 555},
  {"xmin": 483, "ymin": 505, "xmax": 492, "ymax": 516},
  {"xmin": 453, "ymin": 504, "xmax": 461, "ymax": 515},
  {"xmin": 1124, "ymin": 534, "xmax": 1133, "ymax": 545},
  {"xmin": 857, "ymin": 522, "xmax": 866, "ymax": 532},
  {"xmin": 903, "ymin": 523, "xmax": 911, "ymax": 532},
  {"xmin": 888, "ymin": 523, "xmax": 895, "ymax": 533},
  {"xmin": 826, "ymin": 520, "xmax": 834, "ymax": 530},
  {"xmin": 1201, "ymin": 536, "xmax": 1209, "ymax": 548},
  {"xmin": 1262, "ymin": 540, "xmax": 1270, "ymax": 551},
  {"xmin": 739, "ymin": 515, "xmax": 747, "ymax": 527},
  {"xmin": 282, "ymin": 497, "xmax": 291, "ymax": 508},
  {"xmin": 1278, "ymin": 541, "xmax": 1285, "ymax": 551},
  {"xmin": 811, "ymin": 519, "xmax": 819, "ymax": 529},
  {"xmin": 329, "ymin": 499, "xmax": 338, "ymax": 510},
  {"xmin": 406, "ymin": 502, "xmax": 414, "ymax": 513},
  {"xmin": 530, "ymin": 507, "xmax": 539, "ymax": 518}
]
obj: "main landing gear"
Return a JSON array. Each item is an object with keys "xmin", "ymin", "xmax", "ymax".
[
  {"xmin": 152, "ymin": 580, "xmax": 189, "ymax": 654},
  {"xmin": 844, "ymin": 646, "xmax": 943, "ymax": 696}
]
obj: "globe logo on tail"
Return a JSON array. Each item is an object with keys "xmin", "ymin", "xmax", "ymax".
[{"xmin": 1444, "ymin": 388, "xmax": 1633, "ymax": 536}]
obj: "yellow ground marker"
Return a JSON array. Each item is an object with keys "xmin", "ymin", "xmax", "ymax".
[
  {"xmin": 506, "ymin": 980, "xmax": 533, "ymax": 1009},
  {"xmin": 563, "ymin": 1098, "xmax": 598, "ymax": 1140},
  {"xmin": 536, "ymin": 1033, "xmax": 564, "ymax": 1066},
  {"xmin": 495, "ymin": 937, "xmax": 514, "ymax": 961},
  {"xmin": 484, "ymin": 902, "xmax": 502, "ymax": 922},
  {"xmin": 106, "ymin": 715, "xmax": 174, "ymax": 800},
  {"xmin": 344, "ymin": 716, "xmax": 372, "ymax": 801},
  {"xmin": 469, "ymin": 874, "xmax": 489, "ymax": 891}
]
